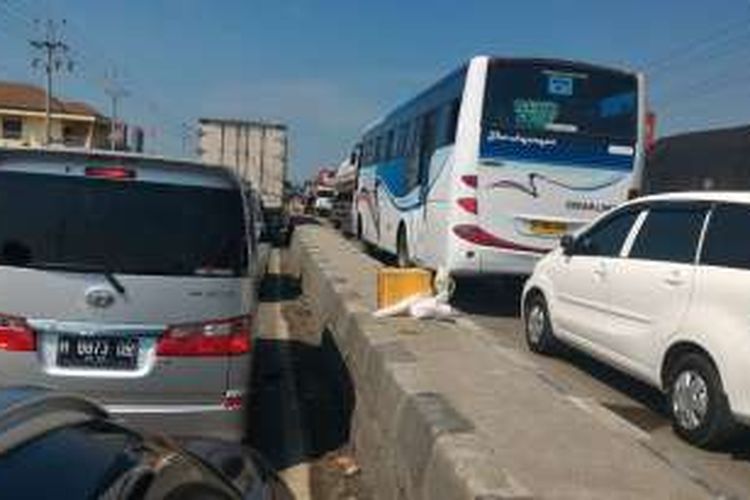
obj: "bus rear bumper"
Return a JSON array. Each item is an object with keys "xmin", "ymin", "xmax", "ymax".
[{"xmin": 449, "ymin": 246, "xmax": 544, "ymax": 276}]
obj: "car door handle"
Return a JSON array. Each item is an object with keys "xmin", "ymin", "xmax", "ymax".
[
  {"xmin": 664, "ymin": 274, "xmax": 685, "ymax": 286},
  {"xmin": 593, "ymin": 264, "xmax": 607, "ymax": 278}
]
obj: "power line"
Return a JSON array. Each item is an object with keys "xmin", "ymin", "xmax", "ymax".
[{"xmin": 644, "ymin": 13, "xmax": 750, "ymax": 75}]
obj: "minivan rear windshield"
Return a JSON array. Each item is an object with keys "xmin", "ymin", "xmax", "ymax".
[{"xmin": 0, "ymin": 170, "xmax": 247, "ymax": 277}]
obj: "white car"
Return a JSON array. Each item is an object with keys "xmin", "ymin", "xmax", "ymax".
[
  {"xmin": 314, "ymin": 190, "xmax": 334, "ymax": 215},
  {"xmin": 522, "ymin": 191, "xmax": 750, "ymax": 448}
]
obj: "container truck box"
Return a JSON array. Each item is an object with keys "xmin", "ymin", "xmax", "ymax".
[{"xmin": 198, "ymin": 118, "xmax": 289, "ymax": 241}]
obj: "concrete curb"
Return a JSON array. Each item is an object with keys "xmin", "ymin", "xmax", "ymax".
[{"xmin": 290, "ymin": 227, "xmax": 533, "ymax": 500}]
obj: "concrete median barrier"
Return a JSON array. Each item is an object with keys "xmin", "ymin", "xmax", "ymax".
[{"xmin": 289, "ymin": 224, "xmax": 715, "ymax": 500}]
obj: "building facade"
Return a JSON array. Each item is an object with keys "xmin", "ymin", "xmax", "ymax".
[{"xmin": 0, "ymin": 81, "xmax": 110, "ymax": 149}]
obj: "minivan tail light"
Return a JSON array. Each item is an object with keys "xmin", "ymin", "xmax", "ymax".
[
  {"xmin": 0, "ymin": 314, "xmax": 35, "ymax": 352},
  {"xmin": 85, "ymin": 166, "xmax": 136, "ymax": 180},
  {"xmin": 157, "ymin": 316, "xmax": 251, "ymax": 357},
  {"xmin": 457, "ymin": 197, "xmax": 478, "ymax": 214}
]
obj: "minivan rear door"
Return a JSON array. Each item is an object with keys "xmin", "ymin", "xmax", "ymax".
[{"xmin": 0, "ymin": 156, "xmax": 249, "ymax": 406}]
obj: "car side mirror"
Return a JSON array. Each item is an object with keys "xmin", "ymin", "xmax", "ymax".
[{"xmin": 560, "ymin": 234, "xmax": 575, "ymax": 256}]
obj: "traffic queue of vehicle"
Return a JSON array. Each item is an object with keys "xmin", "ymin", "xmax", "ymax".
[{"xmin": 311, "ymin": 55, "xmax": 750, "ymax": 450}]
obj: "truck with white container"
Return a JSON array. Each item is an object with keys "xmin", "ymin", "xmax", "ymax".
[{"xmin": 198, "ymin": 118, "xmax": 289, "ymax": 241}]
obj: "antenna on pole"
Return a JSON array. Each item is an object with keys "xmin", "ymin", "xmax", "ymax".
[{"xmin": 30, "ymin": 18, "xmax": 74, "ymax": 146}]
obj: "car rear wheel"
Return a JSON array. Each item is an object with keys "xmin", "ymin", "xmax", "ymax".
[
  {"xmin": 524, "ymin": 293, "xmax": 557, "ymax": 354},
  {"xmin": 668, "ymin": 353, "xmax": 736, "ymax": 448}
]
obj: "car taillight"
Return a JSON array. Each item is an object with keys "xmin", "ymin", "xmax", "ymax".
[
  {"xmin": 157, "ymin": 316, "xmax": 251, "ymax": 357},
  {"xmin": 0, "ymin": 314, "xmax": 35, "ymax": 352},
  {"xmin": 457, "ymin": 197, "xmax": 478, "ymax": 214}
]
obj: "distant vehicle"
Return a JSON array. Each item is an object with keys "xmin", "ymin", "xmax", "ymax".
[
  {"xmin": 0, "ymin": 148, "xmax": 258, "ymax": 442},
  {"xmin": 0, "ymin": 387, "xmax": 292, "ymax": 499},
  {"xmin": 523, "ymin": 191, "xmax": 750, "ymax": 447},
  {"xmin": 331, "ymin": 157, "xmax": 357, "ymax": 234},
  {"xmin": 352, "ymin": 55, "xmax": 647, "ymax": 273},
  {"xmin": 644, "ymin": 125, "xmax": 750, "ymax": 194},
  {"xmin": 198, "ymin": 118, "xmax": 289, "ymax": 241},
  {"xmin": 314, "ymin": 186, "xmax": 334, "ymax": 215}
]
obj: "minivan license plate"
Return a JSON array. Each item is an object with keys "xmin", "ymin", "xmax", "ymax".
[{"xmin": 57, "ymin": 336, "xmax": 139, "ymax": 369}]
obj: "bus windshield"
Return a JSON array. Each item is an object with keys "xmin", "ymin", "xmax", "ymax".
[{"xmin": 482, "ymin": 60, "xmax": 638, "ymax": 142}]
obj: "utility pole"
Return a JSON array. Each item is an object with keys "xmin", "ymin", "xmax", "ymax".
[
  {"xmin": 104, "ymin": 67, "xmax": 129, "ymax": 151},
  {"xmin": 30, "ymin": 18, "xmax": 73, "ymax": 146},
  {"xmin": 180, "ymin": 122, "xmax": 193, "ymax": 158}
]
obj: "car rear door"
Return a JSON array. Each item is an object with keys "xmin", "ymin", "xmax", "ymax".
[{"xmin": 605, "ymin": 202, "xmax": 708, "ymax": 378}]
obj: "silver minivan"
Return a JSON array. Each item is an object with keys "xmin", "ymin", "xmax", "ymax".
[{"xmin": 0, "ymin": 148, "xmax": 258, "ymax": 441}]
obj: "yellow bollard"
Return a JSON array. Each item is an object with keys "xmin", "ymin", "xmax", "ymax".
[{"xmin": 377, "ymin": 267, "xmax": 433, "ymax": 309}]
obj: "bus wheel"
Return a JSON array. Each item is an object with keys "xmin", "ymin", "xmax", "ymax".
[
  {"xmin": 356, "ymin": 215, "xmax": 363, "ymax": 240},
  {"xmin": 396, "ymin": 225, "xmax": 410, "ymax": 268}
]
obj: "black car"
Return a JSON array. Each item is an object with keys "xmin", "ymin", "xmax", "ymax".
[{"xmin": 0, "ymin": 387, "xmax": 292, "ymax": 500}]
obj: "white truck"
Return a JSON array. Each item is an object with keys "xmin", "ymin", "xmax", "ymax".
[{"xmin": 198, "ymin": 118, "xmax": 289, "ymax": 241}]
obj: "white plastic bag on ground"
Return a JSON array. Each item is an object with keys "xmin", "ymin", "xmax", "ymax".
[{"xmin": 408, "ymin": 296, "xmax": 454, "ymax": 319}]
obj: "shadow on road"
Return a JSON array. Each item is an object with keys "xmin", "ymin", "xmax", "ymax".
[
  {"xmin": 258, "ymin": 273, "xmax": 303, "ymax": 302},
  {"xmin": 451, "ymin": 276, "xmax": 525, "ymax": 317},
  {"xmin": 246, "ymin": 334, "xmax": 355, "ymax": 471},
  {"xmin": 247, "ymin": 262, "xmax": 355, "ymax": 472}
]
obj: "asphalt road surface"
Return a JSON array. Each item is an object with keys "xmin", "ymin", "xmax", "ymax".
[{"xmin": 451, "ymin": 274, "xmax": 750, "ymax": 500}]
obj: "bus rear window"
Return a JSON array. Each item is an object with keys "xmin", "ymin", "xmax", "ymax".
[
  {"xmin": 0, "ymin": 170, "xmax": 248, "ymax": 277},
  {"xmin": 483, "ymin": 60, "xmax": 638, "ymax": 141}
]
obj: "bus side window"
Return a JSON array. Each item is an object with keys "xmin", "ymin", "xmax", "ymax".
[
  {"xmin": 405, "ymin": 118, "xmax": 421, "ymax": 190},
  {"xmin": 418, "ymin": 110, "xmax": 438, "ymax": 186},
  {"xmin": 447, "ymin": 98, "xmax": 461, "ymax": 144},
  {"xmin": 374, "ymin": 136, "xmax": 383, "ymax": 164},
  {"xmin": 398, "ymin": 123, "xmax": 409, "ymax": 158},
  {"xmin": 385, "ymin": 130, "xmax": 395, "ymax": 161}
]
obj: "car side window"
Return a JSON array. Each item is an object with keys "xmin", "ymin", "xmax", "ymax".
[
  {"xmin": 628, "ymin": 206, "xmax": 707, "ymax": 264},
  {"xmin": 701, "ymin": 204, "xmax": 750, "ymax": 270},
  {"xmin": 575, "ymin": 209, "xmax": 639, "ymax": 257}
]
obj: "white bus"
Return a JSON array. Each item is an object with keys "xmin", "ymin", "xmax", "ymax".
[{"xmin": 352, "ymin": 55, "xmax": 646, "ymax": 275}]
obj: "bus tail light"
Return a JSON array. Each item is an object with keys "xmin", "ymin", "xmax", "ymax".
[
  {"xmin": 645, "ymin": 111, "xmax": 657, "ymax": 153},
  {"xmin": 453, "ymin": 224, "xmax": 546, "ymax": 253},
  {"xmin": 157, "ymin": 316, "xmax": 251, "ymax": 357},
  {"xmin": 457, "ymin": 197, "xmax": 478, "ymax": 214},
  {"xmin": 461, "ymin": 175, "xmax": 478, "ymax": 189},
  {"xmin": 0, "ymin": 314, "xmax": 35, "ymax": 352}
]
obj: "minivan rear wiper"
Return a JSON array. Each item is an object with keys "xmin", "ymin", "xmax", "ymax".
[{"xmin": 25, "ymin": 261, "xmax": 127, "ymax": 296}]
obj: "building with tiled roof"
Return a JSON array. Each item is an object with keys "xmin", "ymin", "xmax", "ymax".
[{"xmin": 0, "ymin": 81, "xmax": 110, "ymax": 149}]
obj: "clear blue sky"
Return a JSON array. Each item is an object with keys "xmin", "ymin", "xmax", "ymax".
[{"xmin": 1, "ymin": 0, "xmax": 749, "ymax": 181}]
